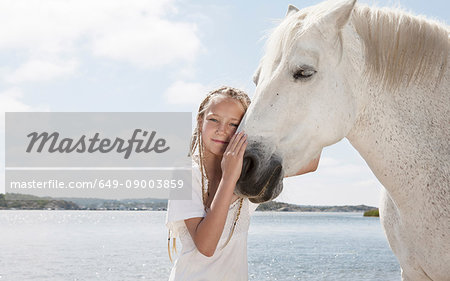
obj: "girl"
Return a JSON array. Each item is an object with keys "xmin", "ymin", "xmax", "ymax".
[
  {"xmin": 166, "ymin": 86, "xmax": 253, "ymax": 281},
  {"xmin": 165, "ymin": 86, "xmax": 320, "ymax": 281}
]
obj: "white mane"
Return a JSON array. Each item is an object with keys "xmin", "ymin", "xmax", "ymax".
[
  {"xmin": 263, "ymin": 4, "xmax": 450, "ymax": 92},
  {"xmin": 352, "ymin": 5, "xmax": 449, "ymax": 91}
]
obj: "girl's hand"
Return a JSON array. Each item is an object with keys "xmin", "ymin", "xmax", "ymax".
[{"xmin": 221, "ymin": 131, "xmax": 247, "ymax": 184}]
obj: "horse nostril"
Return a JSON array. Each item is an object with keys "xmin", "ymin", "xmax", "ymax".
[{"xmin": 241, "ymin": 155, "xmax": 255, "ymax": 180}]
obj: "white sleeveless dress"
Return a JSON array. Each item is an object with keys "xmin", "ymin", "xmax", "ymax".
[{"xmin": 165, "ymin": 160, "xmax": 259, "ymax": 281}]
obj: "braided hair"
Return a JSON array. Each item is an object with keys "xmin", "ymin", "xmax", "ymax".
[{"xmin": 168, "ymin": 86, "xmax": 251, "ymax": 261}]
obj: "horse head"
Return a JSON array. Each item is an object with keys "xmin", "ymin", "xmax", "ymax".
[{"xmin": 235, "ymin": 0, "xmax": 364, "ymax": 203}]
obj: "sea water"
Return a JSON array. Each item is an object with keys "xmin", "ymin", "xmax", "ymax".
[{"xmin": 0, "ymin": 211, "xmax": 400, "ymax": 280}]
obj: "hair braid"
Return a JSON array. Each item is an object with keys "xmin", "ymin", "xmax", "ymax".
[{"xmin": 169, "ymin": 86, "xmax": 250, "ymax": 261}]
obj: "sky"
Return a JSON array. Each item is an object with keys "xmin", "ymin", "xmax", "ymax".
[{"xmin": 0, "ymin": 0, "xmax": 448, "ymax": 207}]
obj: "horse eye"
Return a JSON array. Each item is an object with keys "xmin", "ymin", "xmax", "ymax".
[{"xmin": 293, "ymin": 68, "xmax": 316, "ymax": 80}]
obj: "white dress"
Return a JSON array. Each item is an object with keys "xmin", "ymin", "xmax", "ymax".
[{"xmin": 165, "ymin": 160, "xmax": 259, "ymax": 281}]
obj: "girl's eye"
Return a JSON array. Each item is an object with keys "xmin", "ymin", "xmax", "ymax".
[
  {"xmin": 209, "ymin": 118, "xmax": 218, "ymax": 122},
  {"xmin": 230, "ymin": 123, "xmax": 239, "ymax": 127}
]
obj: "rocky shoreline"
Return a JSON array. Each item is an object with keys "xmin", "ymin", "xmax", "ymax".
[
  {"xmin": 1, "ymin": 193, "xmax": 376, "ymax": 212},
  {"xmin": 256, "ymin": 201, "xmax": 376, "ymax": 212}
]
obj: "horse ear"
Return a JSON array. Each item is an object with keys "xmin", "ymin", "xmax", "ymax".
[
  {"xmin": 321, "ymin": 0, "xmax": 356, "ymax": 31},
  {"xmin": 253, "ymin": 63, "xmax": 262, "ymax": 86},
  {"xmin": 286, "ymin": 4, "xmax": 299, "ymax": 17}
]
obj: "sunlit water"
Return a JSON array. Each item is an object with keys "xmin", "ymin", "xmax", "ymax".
[{"xmin": 0, "ymin": 211, "xmax": 400, "ymax": 280}]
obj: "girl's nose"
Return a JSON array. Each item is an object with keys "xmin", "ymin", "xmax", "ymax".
[{"xmin": 216, "ymin": 123, "xmax": 227, "ymax": 134}]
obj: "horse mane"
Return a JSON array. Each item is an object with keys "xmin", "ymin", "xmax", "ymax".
[
  {"xmin": 352, "ymin": 5, "xmax": 449, "ymax": 91},
  {"xmin": 264, "ymin": 4, "xmax": 449, "ymax": 92},
  {"xmin": 260, "ymin": 14, "xmax": 308, "ymax": 79}
]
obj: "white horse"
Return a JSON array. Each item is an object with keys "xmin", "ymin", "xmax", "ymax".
[{"xmin": 234, "ymin": 0, "xmax": 449, "ymax": 280}]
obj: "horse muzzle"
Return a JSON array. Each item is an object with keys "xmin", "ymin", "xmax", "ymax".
[{"xmin": 235, "ymin": 144, "xmax": 284, "ymax": 203}]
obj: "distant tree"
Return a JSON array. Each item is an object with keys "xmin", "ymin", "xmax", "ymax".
[
  {"xmin": 0, "ymin": 194, "xmax": 6, "ymax": 207},
  {"xmin": 363, "ymin": 209, "xmax": 380, "ymax": 217}
]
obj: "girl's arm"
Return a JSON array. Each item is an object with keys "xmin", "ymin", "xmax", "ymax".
[
  {"xmin": 184, "ymin": 178, "xmax": 237, "ymax": 257},
  {"xmin": 185, "ymin": 132, "xmax": 247, "ymax": 257}
]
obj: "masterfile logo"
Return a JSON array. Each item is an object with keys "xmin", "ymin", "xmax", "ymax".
[
  {"xmin": 26, "ymin": 129, "xmax": 170, "ymax": 160},
  {"xmin": 5, "ymin": 112, "xmax": 192, "ymax": 200}
]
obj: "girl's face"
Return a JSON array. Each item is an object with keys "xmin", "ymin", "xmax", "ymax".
[{"xmin": 200, "ymin": 95, "xmax": 246, "ymax": 157}]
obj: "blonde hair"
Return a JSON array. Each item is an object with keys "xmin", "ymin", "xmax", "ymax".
[
  {"xmin": 168, "ymin": 86, "xmax": 251, "ymax": 262},
  {"xmin": 189, "ymin": 86, "xmax": 251, "ymax": 158}
]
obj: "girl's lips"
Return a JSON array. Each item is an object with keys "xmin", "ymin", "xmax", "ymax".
[{"xmin": 212, "ymin": 139, "xmax": 228, "ymax": 144}]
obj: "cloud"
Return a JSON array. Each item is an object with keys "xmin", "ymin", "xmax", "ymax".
[
  {"xmin": 277, "ymin": 151, "xmax": 383, "ymax": 206},
  {"xmin": 4, "ymin": 59, "xmax": 79, "ymax": 83},
  {"xmin": 310, "ymin": 156, "xmax": 366, "ymax": 177},
  {"xmin": 318, "ymin": 157, "xmax": 340, "ymax": 167},
  {"xmin": 164, "ymin": 80, "xmax": 209, "ymax": 105},
  {"xmin": 91, "ymin": 19, "xmax": 201, "ymax": 68},
  {"xmin": 320, "ymin": 163, "xmax": 366, "ymax": 177},
  {"xmin": 0, "ymin": 87, "xmax": 50, "ymax": 194},
  {"xmin": 279, "ymin": 171, "xmax": 382, "ymax": 207},
  {"xmin": 0, "ymin": 88, "xmax": 50, "ymax": 130},
  {"xmin": 0, "ymin": 0, "xmax": 202, "ymax": 70},
  {"xmin": 0, "ymin": 88, "xmax": 32, "ymax": 113}
]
